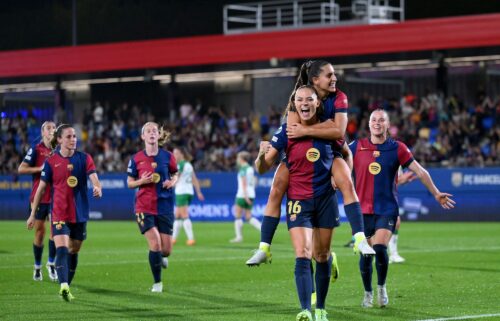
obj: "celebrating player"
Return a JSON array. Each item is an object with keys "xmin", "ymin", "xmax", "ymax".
[
  {"xmin": 350, "ymin": 109, "xmax": 455, "ymax": 308},
  {"xmin": 27, "ymin": 124, "xmax": 102, "ymax": 301},
  {"xmin": 127, "ymin": 122, "xmax": 178, "ymax": 293},
  {"xmin": 18, "ymin": 121, "xmax": 58, "ymax": 282},
  {"xmin": 247, "ymin": 60, "xmax": 374, "ymax": 267},
  {"xmin": 172, "ymin": 147, "xmax": 204, "ymax": 246},
  {"xmin": 256, "ymin": 85, "xmax": 339, "ymax": 321}
]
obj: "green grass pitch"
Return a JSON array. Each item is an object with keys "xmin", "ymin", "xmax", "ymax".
[{"xmin": 0, "ymin": 221, "xmax": 499, "ymax": 321}]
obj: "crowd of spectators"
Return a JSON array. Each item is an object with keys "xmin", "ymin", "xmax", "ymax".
[{"xmin": 1, "ymin": 90, "xmax": 499, "ymax": 175}]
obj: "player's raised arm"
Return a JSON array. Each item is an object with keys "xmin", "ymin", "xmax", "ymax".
[{"xmin": 255, "ymin": 141, "xmax": 278, "ymax": 174}]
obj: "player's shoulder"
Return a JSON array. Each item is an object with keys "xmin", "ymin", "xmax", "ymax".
[{"xmin": 335, "ymin": 89, "xmax": 348, "ymax": 100}]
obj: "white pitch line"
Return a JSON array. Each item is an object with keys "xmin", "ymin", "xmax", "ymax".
[{"xmin": 416, "ymin": 313, "xmax": 500, "ymax": 321}]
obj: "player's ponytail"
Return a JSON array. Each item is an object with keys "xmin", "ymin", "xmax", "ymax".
[
  {"xmin": 51, "ymin": 124, "xmax": 72, "ymax": 149},
  {"xmin": 158, "ymin": 126, "xmax": 171, "ymax": 147}
]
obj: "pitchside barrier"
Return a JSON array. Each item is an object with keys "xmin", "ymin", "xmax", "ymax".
[{"xmin": 1, "ymin": 168, "xmax": 499, "ymax": 221}]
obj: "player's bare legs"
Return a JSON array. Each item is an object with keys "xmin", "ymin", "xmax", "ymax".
[
  {"xmin": 246, "ymin": 163, "xmax": 288, "ymax": 266},
  {"xmin": 332, "ymin": 156, "xmax": 375, "ymax": 256}
]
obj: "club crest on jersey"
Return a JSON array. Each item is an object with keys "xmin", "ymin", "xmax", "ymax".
[
  {"xmin": 67, "ymin": 164, "xmax": 74, "ymax": 171},
  {"xmin": 151, "ymin": 162, "xmax": 157, "ymax": 169},
  {"xmin": 306, "ymin": 148, "xmax": 320, "ymax": 162},
  {"xmin": 290, "ymin": 214, "xmax": 297, "ymax": 222},
  {"xmin": 373, "ymin": 151, "xmax": 380, "ymax": 158},
  {"xmin": 368, "ymin": 162, "xmax": 381, "ymax": 175},
  {"xmin": 54, "ymin": 221, "xmax": 64, "ymax": 230}
]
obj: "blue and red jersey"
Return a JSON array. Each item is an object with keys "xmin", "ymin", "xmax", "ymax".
[
  {"xmin": 41, "ymin": 151, "xmax": 96, "ymax": 223},
  {"xmin": 23, "ymin": 142, "xmax": 52, "ymax": 204},
  {"xmin": 321, "ymin": 89, "xmax": 348, "ymax": 149},
  {"xmin": 272, "ymin": 123, "xmax": 334, "ymax": 200},
  {"xmin": 127, "ymin": 149, "xmax": 178, "ymax": 215},
  {"xmin": 349, "ymin": 138, "xmax": 414, "ymax": 216}
]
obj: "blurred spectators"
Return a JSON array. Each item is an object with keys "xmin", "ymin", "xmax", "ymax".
[{"xmin": 1, "ymin": 91, "xmax": 499, "ymax": 175}]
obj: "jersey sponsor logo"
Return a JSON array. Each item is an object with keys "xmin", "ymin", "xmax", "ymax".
[
  {"xmin": 67, "ymin": 176, "xmax": 78, "ymax": 188},
  {"xmin": 306, "ymin": 148, "xmax": 320, "ymax": 162},
  {"xmin": 373, "ymin": 151, "xmax": 380, "ymax": 158},
  {"xmin": 368, "ymin": 162, "xmax": 381, "ymax": 175},
  {"xmin": 152, "ymin": 173, "xmax": 161, "ymax": 183}
]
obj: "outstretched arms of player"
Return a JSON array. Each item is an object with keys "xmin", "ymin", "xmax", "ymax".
[
  {"xmin": 255, "ymin": 141, "xmax": 279, "ymax": 175},
  {"xmin": 407, "ymin": 160, "xmax": 455, "ymax": 209}
]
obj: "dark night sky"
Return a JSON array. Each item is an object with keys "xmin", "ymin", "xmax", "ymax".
[{"xmin": 0, "ymin": 0, "xmax": 498, "ymax": 51}]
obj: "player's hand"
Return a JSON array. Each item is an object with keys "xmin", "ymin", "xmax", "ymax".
[
  {"xmin": 286, "ymin": 123, "xmax": 307, "ymax": 139},
  {"xmin": 258, "ymin": 141, "xmax": 271, "ymax": 157},
  {"xmin": 435, "ymin": 192, "xmax": 455, "ymax": 209},
  {"xmin": 140, "ymin": 172, "xmax": 154, "ymax": 185},
  {"xmin": 27, "ymin": 214, "xmax": 35, "ymax": 230},
  {"xmin": 245, "ymin": 197, "xmax": 253, "ymax": 206},
  {"xmin": 93, "ymin": 186, "xmax": 102, "ymax": 198},
  {"xmin": 197, "ymin": 192, "xmax": 205, "ymax": 201},
  {"xmin": 162, "ymin": 179, "xmax": 175, "ymax": 189}
]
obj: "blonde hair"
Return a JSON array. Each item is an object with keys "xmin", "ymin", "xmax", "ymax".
[
  {"xmin": 41, "ymin": 121, "xmax": 55, "ymax": 133},
  {"xmin": 237, "ymin": 151, "xmax": 251, "ymax": 163},
  {"xmin": 141, "ymin": 122, "xmax": 171, "ymax": 147}
]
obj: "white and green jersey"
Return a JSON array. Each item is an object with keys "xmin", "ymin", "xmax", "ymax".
[
  {"xmin": 236, "ymin": 164, "xmax": 256, "ymax": 199},
  {"xmin": 175, "ymin": 160, "xmax": 194, "ymax": 195}
]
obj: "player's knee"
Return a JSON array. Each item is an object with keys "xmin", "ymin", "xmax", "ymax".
[
  {"xmin": 313, "ymin": 250, "xmax": 330, "ymax": 263},
  {"xmin": 34, "ymin": 230, "xmax": 45, "ymax": 244},
  {"xmin": 295, "ymin": 247, "xmax": 312, "ymax": 259}
]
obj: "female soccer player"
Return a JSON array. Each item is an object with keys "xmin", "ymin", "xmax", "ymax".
[
  {"xmin": 230, "ymin": 151, "xmax": 261, "ymax": 243},
  {"xmin": 256, "ymin": 85, "xmax": 339, "ymax": 321},
  {"xmin": 27, "ymin": 124, "xmax": 102, "ymax": 301},
  {"xmin": 18, "ymin": 121, "xmax": 58, "ymax": 282},
  {"xmin": 247, "ymin": 60, "xmax": 373, "ymax": 267},
  {"xmin": 350, "ymin": 109, "xmax": 455, "ymax": 308},
  {"xmin": 172, "ymin": 147, "xmax": 204, "ymax": 246},
  {"xmin": 127, "ymin": 122, "xmax": 178, "ymax": 293}
]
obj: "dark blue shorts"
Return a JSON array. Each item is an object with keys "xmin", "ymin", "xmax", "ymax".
[
  {"xmin": 136, "ymin": 212, "xmax": 173, "ymax": 235},
  {"xmin": 286, "ymin": 189, "xmax": 340, "ymax": 230},
  {"xmin": 30, "ymin": 203, "xmax": 51, "ymax": 221},
  {"xmin": 363, "ymin": 214, "xmax": 398, "ymax": 237},
  {"xmin": 52, "ymin": 221, "xmax": 87, "ymax": 241}
]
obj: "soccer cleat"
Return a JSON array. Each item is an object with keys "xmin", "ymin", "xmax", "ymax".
[
  {"xmin": 354, "ymin": 233, "xmax": 376, "ymax": 255},
  {"xmin": 229, "ymin": 237, "xmax": 243, "ymax": 243},
  {"xmin": 331, "ymin": 252, "xmax": 339, "ymax": 283},
  {"xmin": 151, "ymin": 282, "xmax": 163, "ymax": 293},
  {"xmin": 344, "ymin": 239, "xmax": 354, "ymax": 248},
  {"xmin": 377, "ymin": 285, "xmax": 389, "ymax": 307},
  {"xmin": 161, "ymin": 257, "xmax": 169, "ymax": 269},
  {"xmin": 59, "ymin": 284, "xmax": 74, "ymax": 302},
  {"xmin": 362, "ymin": 291, "xmax": 373, "ymax": 308},
  {"xmin": 186, "ymin": 239, "xmax": 196, "ymax": 246},
  {"xmin": 33, "ymin": 268, "xmax": 42, "ymax": 281},
  {"xmin": 389, "ymin": 253, "xmax": 405, "ymax": 264},
  {"xmin": 315, "ymin": 309, "xmax": 329, "ymax": 321},
  {"xmin": 311, "ymin": 292, "xmax": 316, "ymax": 306},
  {"xmin": 296, "ymin": 309, "xmax": 313, "ymax": 321},
  {"xmin": 46, "ymin": 263, "xmax": 58, "ymax": 282},
  {"xmin": 246, "ymin": 248, "xmax": 272, "ymax": 266}
]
